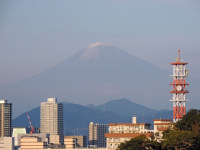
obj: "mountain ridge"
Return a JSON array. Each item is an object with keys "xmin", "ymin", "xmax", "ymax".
[{"xmin": 13, "ymin": 98, "xmax": 173, "ymax": 136}]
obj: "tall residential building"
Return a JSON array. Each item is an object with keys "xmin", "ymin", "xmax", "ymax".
[
  {"xmin": 88, "ymin": 122, "xmax": 107, "ymax": 148},
  {"xmin": 0, "ymin": 100, "xmax": 12, "ymax": 137},
  {"xmin": 40, "ymin": 98, "xmax": 63, "ymax": 144}
]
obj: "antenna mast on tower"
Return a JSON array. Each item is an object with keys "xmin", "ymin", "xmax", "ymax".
[{"xmin": 170, "ymin": 50, "xmax": 189, "ymax": 123}]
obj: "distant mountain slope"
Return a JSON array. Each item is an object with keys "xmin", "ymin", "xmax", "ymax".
[
  {"xmin": 95, "ymin": 98, "xmax": 156, "ymax": 117},
  {"xmin": 13, "ymin": 102, "xmax": 120, "ymax": 136},
  {"xmin": 95, "ymin": 98, "xmax": 172, "ymax": 124},
  {"xmin": 13, "ymin": 99, "xmax": 173, "ymax": 136},
  {"xmin": 1, "ymin": 43, "xmax": 171, "ymax": 115}
]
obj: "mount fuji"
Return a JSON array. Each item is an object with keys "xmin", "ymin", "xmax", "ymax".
[{"xmin": 1, "ymin": 43, "xmax": 176, "ymax": 115}]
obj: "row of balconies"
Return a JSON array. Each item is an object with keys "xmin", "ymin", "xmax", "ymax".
[
  {"xmin": 107, "ymin": 139, "xmax": 121, "ymax": 143},
  {"xmin": 109, "ymin": 128, "xmax": 149, "ymax": 133},
  {"xmin": 109, "ymin": 128, "xmax": 144, "ymax": 132}
]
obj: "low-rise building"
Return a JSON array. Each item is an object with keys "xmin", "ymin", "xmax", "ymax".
[
  {"xmin": 64, "ymin": 137, "xmax": 76, "ymax": 149},
  {"xmin": 65, "ymin": 136, "xmax": 86, "ymax": 148},
  {"xmin": 108, "ymin": 117, "xmax": 152, "ymax": 134},
  {"xmin": 153, "ymin": 119, "xmax": 173, "ymax": 142},
  {"xmin": 13, "ymin": 131, "xmax": 50, "ymax": 148},
  {"xmin": 105, "ymin": 133, "xmax": 153, "ymax": 149},
  {"xmin": 50, "ymin": 134, "xmax": 61, "ymax": 145},
  {"xmin": 105, "ymin": 117, "xmax": 153, "ymax": 149},
  {"xmin": 0, "ymin": 137, "xmax": 14, "ymax": 150},
  {"xmin": 20, "ymin": 136, "xmax": 47, "ymax": 149},
  {"xmin": 12, "ymin": 127, "xmax": 26, "ymax": 147}
]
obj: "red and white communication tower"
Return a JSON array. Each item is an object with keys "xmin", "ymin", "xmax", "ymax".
[{"xmin": 170, "ymin": 50, "xmax": 189, "ymax": 123}]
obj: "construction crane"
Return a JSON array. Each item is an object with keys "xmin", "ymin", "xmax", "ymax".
[{"xmin": 26, "ymin": 112, "xmax": 35, "ymax": 135}]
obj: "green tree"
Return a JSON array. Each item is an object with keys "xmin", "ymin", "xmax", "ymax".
[
  {"xmin": 162, "ymin": 130, "xmax": 196, "ymax": 150},
  {"xmin": 175, "ymin": 109, "xmax": 200, "ymax": 132},
  {"xmin": 117, "ymin": 135, "xmax": 161, "ymax": 150},
  {"xmin": 174, "ymin": 109, "xmax": 200, "ymax": 149}
]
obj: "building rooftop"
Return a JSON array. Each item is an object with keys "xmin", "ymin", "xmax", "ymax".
[
  {"xmin": 105, "ymin": 133, "xmax": 153, "ymax": 138},
  {"xmin": 154, "ymin": 123, "xmax": 174, "ymax": 125},
  {"xmin": 153, "ymin": 119, "xmax": 173, "ymax": 122},
  {"xmin": 0, "ymin": 99, "xmax": 8, "ymax": 103},
  {"xmin": 47, "ymin": 98, "xmax": 57, "ymax": 103},
  {"xmin": 107, "ymin": 123, "xmax": 151, "ymax": 126}
]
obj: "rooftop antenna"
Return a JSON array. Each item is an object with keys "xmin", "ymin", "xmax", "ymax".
[{"xmin": 178, "ymin": 50, "xmax": 181, "ymax": 62}]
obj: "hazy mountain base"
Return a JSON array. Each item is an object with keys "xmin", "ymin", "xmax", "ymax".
[{"xmin": 13, "ymin": 99, "xmax": 172, "ymax": 136}]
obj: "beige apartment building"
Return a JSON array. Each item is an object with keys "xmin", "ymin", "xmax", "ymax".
[
  {"xmin": 153, "ymin": 119, "xmax": 173, "ymax": 142},
  {"xmin": 64, "ymin": 137, "xmax": 76, "ymax": 149},
  {"xmin": 105, "ymin": 133, "xmax": 153, "ymax": 149},
  {"xmin": 40, "ymin": 98, "xmax": 63, "ymax": 144},
  {"xmin": 105, "ymin": 117, "xmax": 173, "ymax": 149},
  {"xmin": 108, "ymin": 117, "xmax": 151, "ymax": 134},
  {"xmin": 105, "ymin": 117, "xmax": 153, "ymax": 149},
  {"xmin": 65, "ymin": 136, "xmax": 86, "ymax": 148},
  {"xmin": 0, "ymin": 100, "xmax": 12, "ymax": 137},
  {"xmin": 20, "ymin": 136, "xmax": 47, "ymax": 149}
]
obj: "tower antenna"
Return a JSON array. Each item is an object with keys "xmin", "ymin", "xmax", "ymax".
[{"xmin": 170, "ymin": 50, "xmax": 189, "ymax": 122}]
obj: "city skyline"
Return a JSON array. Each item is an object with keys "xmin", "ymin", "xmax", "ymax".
[{"xmin": 0, "ymin": 0, "xmax": 199, "ymax": 149}]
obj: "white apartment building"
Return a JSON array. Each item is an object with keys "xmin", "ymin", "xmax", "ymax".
[
  {"xmin": 40, "ymin": 98, "xmax": 63, "ymax": 144},
  {"xmin": 12, "ymin": 127, "xmax": 26, "ymax": 147},
  {"xmin": 105, "ymin": 117, "xmax": 153, "ymax": 149},
  {"xmin": 108, "ymin": 117, "xmax": 151, "ymax": 134}
]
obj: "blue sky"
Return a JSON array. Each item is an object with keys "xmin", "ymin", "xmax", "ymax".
[{"xmin": 0, "ymin": 0, "xmax": 200, "ymax": 85}]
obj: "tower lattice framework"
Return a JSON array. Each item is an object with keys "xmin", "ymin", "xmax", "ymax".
[{"xmin": 170, "ymin": 50, "xmax": 189, "ymax": 123}]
